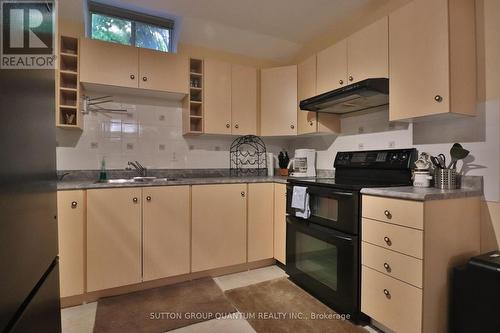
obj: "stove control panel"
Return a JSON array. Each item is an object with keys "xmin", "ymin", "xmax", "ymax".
[{"xmin": 334, "ymin": 148, "xmax": 417, "ymax": 169}]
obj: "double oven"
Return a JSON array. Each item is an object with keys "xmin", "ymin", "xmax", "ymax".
[{"xmin": 286, "ymin": 182, "xmax": 361, "ymax": 319}]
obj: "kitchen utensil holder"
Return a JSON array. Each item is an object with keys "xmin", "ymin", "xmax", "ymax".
[{"xmin": 434, "ymin": 168, "xmax": 458, "ymax": 189}]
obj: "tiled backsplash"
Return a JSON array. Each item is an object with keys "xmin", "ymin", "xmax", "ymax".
[{"xmin": 56, "ymin": 94, "xmax": 288, "ymax": 171}]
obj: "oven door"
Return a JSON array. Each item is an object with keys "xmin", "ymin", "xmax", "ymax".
[
  {"xmin": 286, "ymin": 216, "xmax": 359, "ymax": 317},
  {"xmin": 287, "ymin": 184, "xmax": 359, "ymax": 234}
]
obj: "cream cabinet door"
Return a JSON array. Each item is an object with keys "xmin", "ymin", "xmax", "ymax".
[
  {"xmin": 87, "ymin": 188, "xmax": 142, "ymax": 292},
  {"xmin": 57, "ymin": 190, "xmax": 85, "ymax": 298},
  {"xmin": 297, "ymin": 55, "xmax": 317, "ymax": 135},
  {"xmin": 80, "ymin": 38, "xmax": 139, "ymax": 88},
  {"xmin": 389, "ymin": 0, "xmax": 450, "ymax": 120},
  {"xmin": 260, "ymin": 65, "xmax": 298, "ymax": 136},
  {"xmin": 204, "ymin": 59, "xmax": 232, "ymax": 134},
  {"xmin": 248, "ymin": 183, "xmax": 274, "ymax": 262},
  {"xmin": 142, "ymin": 186, "xmax": 190, "ymax": 281},
  {"xmin": 347, "ymin": 17, "xmax": 388, "ymax": 84},
  {"xmin": 231, "ymin": 64, "xmax": 257, "ymax": 135},
  {"xmin": 316, "ymin": 39, "xmax": 348, "ymax": 94},
  {"xmin": 273, "ymin": 183, "xmax": 287, "ymax": 264},
  {"xmin": 138, "ymin": 48, "xmax": 189, "ymax": 94},
  {"xmin": 192, "ymin": 184, "xmax": 247, "ymax": 272}
]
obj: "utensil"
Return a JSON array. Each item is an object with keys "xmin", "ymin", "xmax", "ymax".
[
  {"xmin": 448, "ymin": 143, "xmax": 470, "ymax": 169},
  {"xmin": 431, "ymin": 156, "xmax": 442, "ymax": 169},
  {"xmin": 437, "ymin": 154, "xmax": 447, "ymax": 169}
]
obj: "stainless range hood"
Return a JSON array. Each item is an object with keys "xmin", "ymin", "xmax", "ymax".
[{"xmin": 299, "ymin": 78, "xmax": 389, "ymax": 114}]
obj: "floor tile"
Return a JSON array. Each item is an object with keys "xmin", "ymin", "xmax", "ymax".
[
  {"xmin": 168, "ymin": 312, "xmax": 256, "ymax": 333},
  {"xmin": 214, "ymin": 265, "xmax": 288, "ymax": 291},
  {"xmin": 61, "ymin": 302, "xmax": 97, "ymax": 333}
]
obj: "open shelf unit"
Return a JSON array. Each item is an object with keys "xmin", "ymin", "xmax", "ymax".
[
  {"xmin": 56, "ymin": 36, "xmax": 82, "ymax": 129},
  {"xmin": 183, "ymin": 58, "xmax": 204, "ymax": 134}
]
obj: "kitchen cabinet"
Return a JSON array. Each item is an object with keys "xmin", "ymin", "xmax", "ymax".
[
  {"xmin": 138, "ymin": 48, "xmax": 188, "ymax": 94},
  {"xmin": 80, "ymin": 38, "xmax": 188, "ymax": 95},
  {"xmin": 297, "ymin": 55, "xmax": 341, "ymax": 135},
  {"xmin": 389, "ymin": 0, "xmax": 476, "ymax": 121},
  {"xmin": 273, "ymin": 183, "xmax": 287, "ymax": 264},
  {"xmin": 361, "ymin": 195, "xmax": 480, "ymax": 333},
  {"xmin": 80, "ymin": 38, "xmax": 139, "ymax": 88},
  {"xmin": 142, "ymin": 186, "xmax": 190, "ymax": 281},
  {"xmin": 204, "ymin": 59, "xmax": 232, "ymax": 134},
  {"xmin": 57, "ymin": 190, "xmax": 85, "ymax": 298},
  {"xmin": 317, "ymin": 39, "xmax": 347, "ymax": 94},
  {"xmin": 261, "ymin": 65, "xmax": 298, "ymax": 136},
  {"xmin": 248, "ymin": 183, "xmax": 274, "ymax": 262},
  {"xmin": 191, "ymin": 184, "xmax": 247, "ymax": 272},
  {"xmin": 87, "ymin": 188, "xmax": 142, "ymax": 292},
  {"xmin": 231, "ymin": 64, "xmax": 258, "ymax": 135}
]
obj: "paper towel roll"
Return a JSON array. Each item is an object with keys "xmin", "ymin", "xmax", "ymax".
[{"xmin": 267, "ymin": 153, "xmax": 274, "ymax": 176}]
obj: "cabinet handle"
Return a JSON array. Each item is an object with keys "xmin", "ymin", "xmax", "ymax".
[
  {"xmin": 384, "ymin": 236, "xmax": 392, "ymax": 246},
  {"xmin": 241, "ymin": 191, "xmax": 246, "ymax": 197},
  {"xmin": 130, "ymin": 74, "xmax": 135, "ymax": 80},
  {"xmin": 434, "ymin": 95, "xmax": 443, "ymax": 102},
  {"xmin": 226, "ymin": 123, "xmax": 230, "ymax": 128},
  {"xmin": 142, "ymin": 77, "xmax": 148, "ymax": 82},
  {"xmin": 132, "ymin": 197, "xmax": 138, "ymax": 203},
  {"xmin": 290, "ymin": 124, "xmax": 295, "ymax": 130},
  {"xmin": 71, "ymin": 201, "xmax": 77, "ymax": 209},
  {"xmin": 235, "ymin": 124, "xmax": 239, "ymax": 129},
  {"xmin": 384, "ymin": 210, "xmax": 392, "ymax": 219},
  {"xmin": 339, "ymin": 79, "xmax": 344, "ymax": 85},
  {"xmin": 146, "ymin": 196, "xmax": 152, "ymax": 202},
  {"xmin": 349, "ymin": 75, "xmax": 354, "ymax": 82},
  {"xmin": 383, "ymin": 262, "xmax": 391, "ymax": 272},
  {"xmin": 383, "ymin": 289, "xmax": 391, "ymax": 299}
]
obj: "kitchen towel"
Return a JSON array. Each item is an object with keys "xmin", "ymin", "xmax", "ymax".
[
  {"xmin": 295, "ymin": 193, "xmax": 311, "ymax": 219},
  {"xmin": 291, "ymin": 186, "xmax": 307, "ymax": 210}
]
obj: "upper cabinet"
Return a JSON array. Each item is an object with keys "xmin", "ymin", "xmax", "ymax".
[
  {"xmin": 389, "ymin": 0, "xmax": 476, "ymax": 121},
  {"xmin": 261, "ymin": 65, "xmax": 298, "ymax": 136},
  {"xmin": 80, "ymin": 38, "xmax": 188, "ymax": 96},
  {"xmin": 204, "ymin": 59, "xmax": 232, "ymax": 134},
  {"xmin": 231, "ymin": 64, "xmax": 258, "ymax": 135},
  {"xmin": 317, "ymin": 17, "xmax": 388, "ymax": 94}
]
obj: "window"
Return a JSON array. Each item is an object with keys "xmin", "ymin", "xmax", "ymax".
[{"xmin": 88, "ymin": 1, "xmax": 173, "ymax": 52}]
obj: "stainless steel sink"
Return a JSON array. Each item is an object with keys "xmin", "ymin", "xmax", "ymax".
[{"xmin": 96, "ymin": 177, "xmax": 157, "ymax": 184}]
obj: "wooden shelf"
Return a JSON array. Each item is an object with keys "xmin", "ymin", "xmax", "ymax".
[
  {"xmin": 190, "ymin": 87, "xmax": 202, "ymax": 90},
  {"xmin": 60, "ymin": 52, "xmax": 78, "ymax": 58},
  {"xmin": 60, "ymin": 87, "xmax": 78, "ymax": 92},
  {"xmin": 184, "ymin": 58, "xmax": 204, "ymax": 135},
  {"xmin": 60, "ymin": 70, "xmax": 78, "ymax": 75},
  {"xmin": 190, "ymin": 72, "xmax": 203, "ymax": 76}
]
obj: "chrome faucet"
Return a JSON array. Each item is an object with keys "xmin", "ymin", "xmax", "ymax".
[{"xmin": 127, "ymin": 161, "xmax": 147, "ymax": 177}]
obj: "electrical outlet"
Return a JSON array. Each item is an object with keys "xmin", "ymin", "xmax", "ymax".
[
  {"xmin": 358, "ymin": 126, "xmax": 364, "ymax": 134},
  {"xmin": 388, "ymin": 141, "xmax": 396, "ymax": 148},
  {"xmin": 214, "ymin": 146, "xmax": 220, "ymax": 151},
  {"xmin": 171, "ymin": 152, "xmax": 177, "ymax": 162},
  {"xmin": 358, "ymin": 143, "xmax": 364, "ymax": 150}
]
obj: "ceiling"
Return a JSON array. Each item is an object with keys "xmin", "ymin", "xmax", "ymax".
[{"xmin": 59, "ymin": 0, "xmax": 401, "ymax": 62}]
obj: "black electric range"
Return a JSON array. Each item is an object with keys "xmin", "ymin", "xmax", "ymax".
[{"xmin": 285, "ymin": 148, "xmax": 417, "ymax": 323}]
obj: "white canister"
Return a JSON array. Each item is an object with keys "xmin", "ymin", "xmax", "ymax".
[
  {"xmin": 413, "ymin": 171, "xmax": 433, "ymax": 188},
  {"xmin": 267, "ymin": 153, "xmax": 274, "ymax": 176}
]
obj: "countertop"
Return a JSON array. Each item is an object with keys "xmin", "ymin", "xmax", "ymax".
[
  {"xmin": 57, "ymin": 176, "xmax": 289, "ymax": 190},
  {"xmin": 361, "ymin": 185, "xmax": 483, "ymax": 201}
]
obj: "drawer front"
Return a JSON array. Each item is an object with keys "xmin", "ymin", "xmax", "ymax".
[
  {"xmin": 362, "ymin": 266, "xmax": 422, "ymax": 333},
  {"xmin": 362, "ymin": 241, "xmax": 423, "ymax": 288},
  {"xmin": 362, "ymin": 195, "xmax": 424, "ymax": 230},
  {"xmin": 362, "ymin": 218, "xmax": 423, "ymax": 259}
]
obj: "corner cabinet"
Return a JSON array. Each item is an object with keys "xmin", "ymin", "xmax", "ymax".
[
  {"xmin": 261, "ymin": 65, "xmax": 298, "ymax": 136},
  {"xmin": 389, "ymin": 0, "xmax": 476, "ymax": 121}
]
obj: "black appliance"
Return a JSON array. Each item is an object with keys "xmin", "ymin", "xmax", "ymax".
[
  {"xmin": 451, "ymin": 251, "xmax": 500, "ymax": 333},
  {"xmin": 299, "ymin": 78, "xmax": 388, "ymax": 114},
  {"xmin": 0, "ymin": 68, "xmax": 61, "ymax": 332},
  {"xmin": 286, "ymin": 148, "xmax": 416, "ymax": 322}
]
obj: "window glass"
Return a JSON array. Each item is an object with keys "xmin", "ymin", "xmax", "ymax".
[
  {"xmin": 91, "ymin": 13, "xmax": 132, "ymax": 46},
  {"xmin": 135, "ymin": 22, "xmax": 170, "ymax": 52}
]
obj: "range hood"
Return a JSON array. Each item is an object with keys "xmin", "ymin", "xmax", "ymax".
[{"xmin": 299, "ymin": 78, "xmax": 389, "ymax": 114}]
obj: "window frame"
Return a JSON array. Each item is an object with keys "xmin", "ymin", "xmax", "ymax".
[{"xmin": 87, "ymin": 1, "xmax": 174, "ymax": 52}]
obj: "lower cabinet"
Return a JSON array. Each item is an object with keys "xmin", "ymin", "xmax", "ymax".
[
  {"xmin": 191, "ymin": 184, "xmax": 247, "ymax": 272},
  {"xmin": 142, "ymin": 186, "xmax": 190, "ymax": 281},
  {"xmin": 57, "ymin": 190, "xmax": 85, "ymax": 298},
  {"xmin": 248, "ymin": 183, "xmax": 274, "ymax": 262},
  {"xmin": 87, "ymin": 188, "xmax": 142, "ymax": 292},
  {"xmin": 273, "ymin": 183, "xmax": 287, "ymax": 264}
]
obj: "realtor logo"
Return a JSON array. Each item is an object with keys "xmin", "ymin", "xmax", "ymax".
[{"xmin": 1, "ymin": 0, "xmax": 57, "ymax": 69}]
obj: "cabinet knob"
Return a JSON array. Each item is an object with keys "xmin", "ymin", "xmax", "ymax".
[
  {"xmin": 146, "ymin": 196, "xmax": 152, "ymax": 202},
  {"xmin": 142, "ymin": 77, "xmax": 148, "ymax": 82},
  {"xmin": 434, "ymin": 95, "xmax": 443, "ymax": 102},
  {"xmin": 290, "ymin": 124, "xmax": 295, "ymax": 130},
  {"xmin": 241, "ymin": 191, "xmax": 246, "ymax": 197},
  {"xmin": 349, "ymin": 75, "xmax": 354, "ymax": 82},
  {"xmin": 339, "ymin": 79, "xmax": 344, "ymax": 85},
  {"xmin": 383, "ymin": 262, "xmax": 391, "ymax": 272},
  {"xmin": 71, "ymin": 201, "xmax": 77, "ymax": 209},
  {"xmin": 235, "ymin": 124, "xmax": 239, "ymax": 129},
  {"xmin": 130, "ymin": 74, "xmax": 135, "ymax": 80},
  {"xmin": 384, "ymin": 236, "xmax": 392, "ymax": 246},
  {"xmin": 309, "ymin": 121, "xmax": 314, "ymax": 126},
  {"xmin": 384, "ymin": 210, "xmax": 392, "ymax": 219},
  {"xmin": 383, "ymin": 289, "xmax": 391, "ymax": 299},
  {"xmin": 226, "ymin": 123, "xmax": 230, "ymax": 128},
  {"xmin": 132, "ymin": 197, "xmax": 138, "ymax": 203}
]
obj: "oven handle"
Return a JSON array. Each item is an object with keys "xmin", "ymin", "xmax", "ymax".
[{"xmin": 287, "ymin": 216, "xmax": 355, "ymax": 243}]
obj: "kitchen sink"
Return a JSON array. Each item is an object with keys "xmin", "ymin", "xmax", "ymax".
[{"xmin": 95, "ymin": 177, "xmax": 178, "ymax": 184}]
